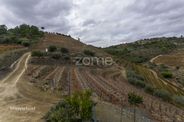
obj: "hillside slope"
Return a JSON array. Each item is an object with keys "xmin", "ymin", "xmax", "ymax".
[
  {"xmin": 105, "ymin": 37, "xmax": 184, "ymax": 63},
  {"xmin": 32, "ymin": 33, "xmax": 107, "ymax": 57},
  {"xmin": 27, "ymin": 35, "xmax": 184, "ymax": 121},
  {"xmin": 0, "ymin": 34, "xmax": 184, "ymax": 122}
]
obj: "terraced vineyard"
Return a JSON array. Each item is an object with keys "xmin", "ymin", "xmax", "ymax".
[
  {"xmin": 17, "ymin": 33, "xmax": 183, "ymax": 121},
  {"xmin": 26, "ymin": 64, "xmax": 184, "ymax": 122},
  {"xmin": 151, "ymin": 52, "xmax": 184, "ymax": 90},
  {"xmin": 131, "ymin": 64, "xmax": 184, "ymax": 95},
  {"xmin": 153, "ymin": 52, "xmax": 184, "ymax": 67}
]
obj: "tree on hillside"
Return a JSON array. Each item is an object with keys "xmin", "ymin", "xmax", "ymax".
[
  {"xmin": 19, "ymin": 24, "xmax": 30, "ymax": 37},
  {"xmin": 8, "ymin": 24, "xmax": 43, "ymax": 38},
  {"xmin": 0, "ymin": 25, "xmax": 7, "ymax": 34},
  {"xmin": 0, "ymin": 24, "xmax": 43, "ymax": 46},
  {"xmin": 128, "ymin": 92, "xmax": 143, "ymax": 122},
  {"xmin": 30, "ymin": 25, "xmax": 40, "ymax": 36}
]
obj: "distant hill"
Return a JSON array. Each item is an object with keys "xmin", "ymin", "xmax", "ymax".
[{"xmin": 105, "ymin": 37, "xmax": 184, "ymax": 63}]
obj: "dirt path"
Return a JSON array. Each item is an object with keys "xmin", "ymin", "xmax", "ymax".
[
  {"xmin": 148, "ymin": 55, "xmax": 184, "ymax": 94},
  {"xmin": 0, "ymin": 52, "xmax": 59, "ymax": 122},
  {"xmin": 150, "ymin": 55, "xmax": 162, "ymax": 63}
]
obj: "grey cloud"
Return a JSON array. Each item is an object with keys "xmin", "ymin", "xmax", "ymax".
[
  {"xmin": 82, "ymin": 19, "xmax": 98, "ymax": 27},
  {"xmin": 0, "ymin": 0, "xmax": 73, "ymax": 33},
  {"xmin": 69, "ymin": 0, "xmax": 184, "ymax": 47}
]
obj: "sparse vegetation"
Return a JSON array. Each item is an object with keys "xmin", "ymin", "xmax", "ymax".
[
  {"xmin": 105, "ymin": 37, "xmax": 184, "ymax": 63},
  {"xmin": 31, "ymin": 51, "xmax": 45, "ymax": 57},
  {"xmin": 60, "ymin": 47, "xmax": 69, "ymax": 54},
  {"xmin": 128, "ymin": 92, "xmax": 143, "ymax": 106},
  {"xmin": 144, "ymin": 84, "xmax": 155, "ymax": 94},
  {"xmin": 21, "ymin": 40, "xmax": 30, "ymax": 47},
  {"xmin": 172, "ymin": 95, "xmax": 184, "ymax": 106},
  {"xmin": 0, "ymin": 45, "xmax": 23, "ymax": 54},
  {"xmin": 127, "ymin": 69, "xmax": 146, "ymax": 88},
  {"xmin": 63, "ymin": 54, "xmax": 70, "ymax": 60},
  {"xmin": 83, "ymin": 50, "xmax": 95, "ymax": 56},
  {"xmin": 0, "ymin": 48, "xmax": 26, "ymax": 69},
  {"xmin": 153, "ymin": 89, "xmax": 172, "ymax": 102},
  {"xmin": 161, "ymin": 71, "xmax": 173, "ymax": 78},
  {"xmin": 51, "ymin": 53, "xmax": 61, "ymax": 60},
  {"xmin": 31, "ymin": 45, "xmax": 71, "ymax": 62},
  {"xmin": 126, "ymin": 69, "xmax": 178, "ymax": 103},
  {"xmin": 48, "ymin": 45, "xmax": 57, "ymax": 52}
]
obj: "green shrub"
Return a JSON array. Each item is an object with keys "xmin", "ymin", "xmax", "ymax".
[
  {"xmin": 128, "ymin": 92, "xmax": 143, "ymax": 106},
  {"xmin": 51, "ymin": 53, "xmax": 61, "ymax": 60},
  {"xmin": 45, "ymin": 90, "xmax": 93, "ymax": 122},
  {"xmin": 21, "ymin": 40, "xmax": 30, "ymax": 47},
  {"xmin": 31, "ymin": 51, "xmax": 44, "ymax": 57},
  {"xmin": 60, "ymin": 47, "xmax": 69, "ymax": 54},
  {"xmin": 176, "ymin": 66, "xmax": 180, "ymax": 70},
  {"xmin": 63, "ymin": 55, "xmax": 70, "ymax": 60},
  {"xmin": 128, "ymin": 77, "xmax": 137, "ymax": 85},
  {"xmin": 135, "ymin": 80, "xmax": 146, "ymax": 88},
  {"xmin": 16, "ymin": 39, "xmax": 23, "ymax": 44},
  {"xmin": 48, "ymin": 45, "xmax": 57, "ymax": 52},
  {"xmin": 83, "ymin": 50, "xmax": 95, "ymax": 56},
  {"xmin": 127, "ymin": 70, "xmax": 134, "ymax": 77},
  {"xmin": 153, "ymin": 89, "xmax": 172, "ymax": 102},
  {"xmin": 172, "ymin": 95, "xmax": 184, "ymax": 106},
  {"xmin": 161, "ymin": 71, "xmax": 173, "ymax": 78},
  {"xmin": 127, "ymin": 70, "xmax": 144, "ymax": 81},
  {"xmin": 159, "ymin": 64, "xmax": 168, "ymax": 71},
  {"xmin": 128, "ymin": 78, "xmax": 145, "ymax": 88},
  {"xmin": 0, "ymin": 36, "xmax": 15, "ymax": 44},
  {"xmin": 135, "ymin": 75, "xmax": 144, "ymax": 81},
  {"xmin": 144, "ymin": 85, "xmax": 155, "ymax": 94},
  {"xmin": 128, "ymin": 56, "xmax": 148, "ymax": 63},
  {"xmin": 127, "ymin": 69, "xmax": 145, "ymax": 88}
]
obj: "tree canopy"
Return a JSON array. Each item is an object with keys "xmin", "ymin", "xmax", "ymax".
[
  {"xmin": 0, "ymin": 24, "xmax": 44, "ymax": 46},
  {"xmin": 0, "ymin": 25, "xmax": 7, "ymax": 34}
]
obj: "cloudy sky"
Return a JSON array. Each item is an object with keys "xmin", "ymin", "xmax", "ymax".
[{"xmin": 0, "ymin": 0, "xmax": 184, "ymax": 47}]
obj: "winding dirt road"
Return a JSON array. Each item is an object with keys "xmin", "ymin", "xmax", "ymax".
[
  {"xmin": 150, "ymin": 55, "xmax": 162, "ymax": 63},
  {"xmin": 0, "ymin": 53, "xmax": 59, "ymax": 122}
]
